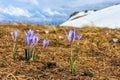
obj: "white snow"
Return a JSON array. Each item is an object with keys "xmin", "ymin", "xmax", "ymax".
[{"xmin": 61, "ymin": 4, "xmax": 120, "ymax": 28}]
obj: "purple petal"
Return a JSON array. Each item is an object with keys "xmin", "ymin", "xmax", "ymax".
[
  {"xmin": 25, "ymin": 29, "xmax": 34, "ymax": 37},
  {"xmin": 43, "ymin": 39, "xmax": 49, "ymax": 48},
  {"xmin": 25, "ymin": 35, "xmax": 34, "ymax": 46},
  {"xmin": 74, "ymin": 29, "xmax": 77, "ymax": 39},
  {"xmin": 34, "ymin": 36, "xmax": 40, "ymax": 43},
  {"xmin": 11, "ymin": 30, "xmax": 18, "ymax": 41},
  {"xmin": 24, "ymin": 29, "xmax": 41, "ymax": 47},
  {"xmin": 65, "ymin": 29, "xmax": 81, "ymax": 42},
  {"xmin": 67, "ymin": 30, "xmax": 74, "ymax": 42},
  {"xmin": 76, "ymin": 35, "xmax": 82, "ymax": 40},
  {"xmin": 113, "ymin": 38, "xmax": 119, "ymax": 43}
]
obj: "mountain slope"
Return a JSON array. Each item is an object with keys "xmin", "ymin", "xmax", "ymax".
[
  {"xmin": 68, "ymin": 10, "xmax": 94, "ymax": 21},
  {"xmin": 61, "ymin": 4, "xmax": 120, "ymax": 28}
]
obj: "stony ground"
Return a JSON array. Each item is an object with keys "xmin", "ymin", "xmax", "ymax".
[{"xmin": 0, "ymin": 23, "xmax": 120, "ymax": 80}]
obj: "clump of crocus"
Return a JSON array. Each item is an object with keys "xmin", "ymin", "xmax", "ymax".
[
  {"xmin": 11, "ymin": 30, "xmax": 18, "ymax": 60},
  {"xmin": 43, "ymin": 39, "xmax": 49, "ymax": 48},
  {"xmin": 65, "ymin": 29, "xmax": 82, "ymax": 74},
  {"xmin": 24, "ymin": 29, "xmax": 40, "ymax": 61}
]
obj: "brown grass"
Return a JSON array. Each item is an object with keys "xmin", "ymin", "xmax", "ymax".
[{"xmin": 0, "ymin": 23, "xmax": 120, "ymax": 80}]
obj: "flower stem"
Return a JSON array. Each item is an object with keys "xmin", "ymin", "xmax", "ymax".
[
  {"xmin": 13, "ymin": 42, "xmax": 17, "ymax": 60},
  {"xmin": 31, "ymin": 49, "xmax": 34, "ymax": 61},
  {"xmin": 70, "ymin": 43, "xmax": 72, "ymax": 57},
  {"xmin": 70, "ymin": 42, "xmax": 76, "ymax": 74}
]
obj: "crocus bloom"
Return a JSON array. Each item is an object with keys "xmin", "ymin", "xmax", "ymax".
[
  {"xmin": 11, "ymin": 30, "xmax": 18, "ymax": 41},
  {"xmin": 34, "ymin": 35, "xmax": 40, "ymax": 43},
  {"xmin": 25, "ymin": 36, "xmax": 34, "ymax": 46},
  {"xmin": 67, "ymin": 30, "xmax": 75, "ymax": 42},
  {"xmin": 65, "ymin": 29, "xmax": 81, "ymax": 42},
  {"xmin": 113, "ymin": 38, "xmax": 119, "ymax": 43},
  {"xmin": 25, "ymin": 29, "xmax": 34, "ymax": 37},
  {"xmin": 76, "ymin": 35, "xmax": 82, "ymax": 40},
  {"xmin": 43, "ymin": 39, "xmax": 49, "ymax": 48},
  {"xmin": 25, "ymin": 29, "xmax": 40, "ymax": 47}
]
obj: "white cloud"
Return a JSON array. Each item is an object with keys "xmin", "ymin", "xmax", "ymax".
[
  {"xmin": 44, "ymin": 8, "xmax": 66, "ymax": 16},
  {"xmin": 0, "ymin": 6, "xmax": 32, "ymax": 17},
  {"xmin": 17, "ymin": 0, "xmax": 39, "ymax": 5},
  {"xmin": 30, "ymin": 0, "xmax": 39, "ymax": 5},
  {"xmin": 44, "ymin": 9, "xmax": 60, "ymax": 15}
]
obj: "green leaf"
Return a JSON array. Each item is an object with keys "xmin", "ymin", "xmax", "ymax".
[
  {"xmin": 13, "ymin": 47, "xmax": 17, "ymax": 60},
  {"xmin": 70, "ymin": 55, "xmax": 76, "ymax": 74},
  {"xmin": 25, "ymin": 48, "xmax": 33, "ymax": 61}
]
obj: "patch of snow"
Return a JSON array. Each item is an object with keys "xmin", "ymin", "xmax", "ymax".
[{"xmin": 61, "ymin": 4, "xmax": 120, "ymax": 28}]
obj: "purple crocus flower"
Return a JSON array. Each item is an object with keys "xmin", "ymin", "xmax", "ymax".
[
  {"xmin": 25, "ymin": 29, "xmax": 40, "ymax": 47},
  {"xmin": 67, "ymin": 30, "xmax": 75, "ymax": 42},
  {"xmin": 25, "ymin": 36, "xmax": 34, "ymax": 46},
  {"xmin": 65, "ymin": 29, "xmax": 81, "ymax": 42},
  {"xmin": 76, "ymin": 35, "xmax": 82, "ymax": 40},
  {"xmin": 73, "ymin": 29, "xmax": 82, "ymax": 40},
  {"xmin": 43, "ymin": 39, "xmax": 49, "ymax": 48},
  {"xmin": 25, "ymin": 29, "xmax": 34, "ymax": 37},
  {"xmin": 11, "ymin": 30, "xmax": 18, "ymax": 41},
  {"xmin": 113, "ymin": 38, "xmax": 119, "ymax": 43},
  {"xmin": 34, "ymin": 35, "xmax": 40, "ymax": 43}
]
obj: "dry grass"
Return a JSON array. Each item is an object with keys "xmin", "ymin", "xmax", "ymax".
[{"xmin": 0, "ymin": 23, "xmax": 120, "ymax": 80}]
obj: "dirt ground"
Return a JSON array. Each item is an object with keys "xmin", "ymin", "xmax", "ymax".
[{"xmin": 0, "ymin": 23, "xmax": 120, "ymax": 80}]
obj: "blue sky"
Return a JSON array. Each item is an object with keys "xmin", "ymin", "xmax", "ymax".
[{"xmin": 0, "ymin": 0, "xmax": 119, "ymax": 24}]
